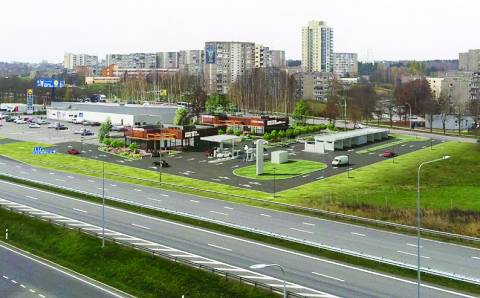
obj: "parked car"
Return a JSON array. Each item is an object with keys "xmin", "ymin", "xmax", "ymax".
[
  {"xmin": 67, "ymin": 148, "xmax": 80, "ymax": 155},
  {"xmin": 36, "ymin": 119, "xmax": 49, "ymax": 125},
  {"xmin": 0, "ymin": 114, "xmax": 6, "ymax": 120},
  {"xmin": 55, "ymin": 124, "xmax": 68, "ymax": 130},
  {"xmin": 152, "ymin": 160, "xmax": 170, "ymax": 168},
  {"xmin": 72, "ymin": 118, "xmax": 84, "ymax": 124},
  {"xmin": 383, "ymin": 150, "xmax": 396, "ymax": 158},
  {"xmin": 332, "ymin": 155, "xmax": 349, "ymax": 166},
  {"xmin": 74, "ymin": 128, "xmax": 94, "ymax": 136},
  {"xmin": 5, "ymin": 116, "xmax": 16, "ymax": 122},
  {"xmin": 14, "ymin": 119, "xmax": 27, "ymax": 124},
  {"xmin": 48, "ymin": 122, "xmax": 59, "ymax": 128},
  {"xmin": 28, "ymin": 123, "xmax": 40, "ymax": 128}
]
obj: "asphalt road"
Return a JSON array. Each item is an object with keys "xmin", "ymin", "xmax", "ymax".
[
  {"xmin": 0, "ymin": 182, "xmax": 473, "ymax": 298},
  {"xmin": 0, "ymin": 243, "xmax": 126, "ymax": 298},
  {"xmin": 0, "ymin": 157, "xmax": 478, "ymax": 284}
]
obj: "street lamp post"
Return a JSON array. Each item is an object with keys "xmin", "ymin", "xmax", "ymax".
[
  {"xmin": 416, "ymin": 155, "xmax": 450, "ymax": 298},
  {"xmin": 102, "ymin": 160, "xmax": 105, "ymax": 248},
  {"xmin": 405, "ymin": 103, "xmax": 412, "ymax": 131},
  {"xmin": 250, "ymin": 264, "xmax": 287, "ymax": 298},
  {"xmin": 273, "ymin": 167, "xmax": 276, "ymax": 199}
]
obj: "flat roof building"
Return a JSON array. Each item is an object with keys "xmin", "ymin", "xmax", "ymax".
[{"xmin": 305, "ymin": 128, "xmax": 389, "ymax": 153}]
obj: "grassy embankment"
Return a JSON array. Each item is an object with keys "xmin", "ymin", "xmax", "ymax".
[
  {"xmin": 0, "ymin": 207, "xmax": 277, "ymax": 298},
  {"xmin": 0, "ymin": 141, "xmax": 479, "ymax": 236},
  {"xmin": 356, "ymin": 134, "xmax": 427, "ymax": 154},
  {"xmin": 234, "ymin": 160, "xmax": 326, "ymax": 180}
]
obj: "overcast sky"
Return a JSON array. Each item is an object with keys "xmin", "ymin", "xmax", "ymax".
[{"xmin": 1, "ymin": 0, "xmax": 478, "ymax": 63}]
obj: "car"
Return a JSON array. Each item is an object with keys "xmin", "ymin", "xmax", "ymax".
[
  {"xmin": 111, "ymin": 125, "xmax": 125, "ymax": 132},
  {"xmin": 67, "ymin": 148, "xmax": 80, "ymax": 155},
  {"xmin": 0, "ymin": 114, "xmax": 6, "ymax": 120},
  {"xmin": 72, "ymin": 118, "xmax": 84, "ymax": 124},
  {"xmin": 89, "ymin": 121, "xmax": 101, "ymax": 127},
  {"xmin": 28, "ymin": 123, "xmax": 40, "ymax": 128},
  {"xmin": 5, "ymin": 116, "xmax": 16, "ymax": 122},
  {"xmin": 14, "ymin": 119, "xmax": 27, "ymax": 124},
  {"xmin": 36, "ymin": 119, "xmax": 49, "ymax": 125},
  {"xmin": 152, "ymin": 160, "xmax": 169, "ymax": 168},
  {"xmin": 55, "ymin": 125, "xmax": 68, "ymax": 130},
  {"xmin": 74, "ymin": 128, "xmax": 94, "ymax": 136},
  {"xmin": 383, "ymin": 150, "xmax": 396, "ymax": 158},
  {"xmin": 48, "ymin": 122, "xmax": 59, "ymax": 128},
  {"xmin": 332, "ymin": 155, "xmax": 349, "ymax": 166}
]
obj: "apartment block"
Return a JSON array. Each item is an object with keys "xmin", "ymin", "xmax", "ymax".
[
  {"xmin": 302, "ymin": 21, "xmax": 334, "ymax": 72},
  {"xmin": 64, "ymin": 53, "xmax": 98, "ymax": 69},
  {"xmin": 156, "ymin": 52, "xmax": 179, "ymax": 69},
  {"xmin": 459, "ymin": 49, "xmax": 480, "ymax": 72},
  {"xmin": 426, "ymin": 77, "xmax": 444, "ymax": 99},
  {"xmin": 294, "ymin": 72, "xmax": 334, "ymax": 101},
  {"xmin": 178, "ymin": 50, "xmax": 204, "ymax": 75},
  {"xmin": 333, "ymin": 53, "xmax": 358, "ymax": 77},
  {"xmin": 106, "ymin": 53, "xmax": 157, "ymax": 69}
]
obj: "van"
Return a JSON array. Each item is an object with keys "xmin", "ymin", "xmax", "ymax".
[{"xmin": 332, "ymin": 155, "xmax": 349, "ymax": 166}]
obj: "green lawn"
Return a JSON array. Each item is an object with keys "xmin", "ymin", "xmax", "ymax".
[
  {"xmin": 356, "ymin": 134, "xmax": 427, "ymax": 154},
  {"xmin": 234, "ymin": 160, "xmax": 326, "ymax": 180}
]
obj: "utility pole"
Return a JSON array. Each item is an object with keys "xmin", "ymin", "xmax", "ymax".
[{"xmin": 102, "ymin": 160, "xmax": 105, "ymax": 248}]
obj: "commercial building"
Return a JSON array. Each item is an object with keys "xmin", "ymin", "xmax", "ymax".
[
  {"xmin": 199, "ymin": 114, "xmax": 288, "ymax": 135},
  {"xmin": 85, "ymin": 76, "xmax": 121, "ymax": 85},
  {"xmin": 178, "ymin": 50, "xmax": 204, "ymax": 75},
  {"xmin": 106, "ymin": 53, "xmax": 157, "ymax": 69},
  {"xmin": 426, "ymin": 77, "xmax": 444, "ymax": 99},
  {"xmin": 301, "ymin": 20, "xmax": 334, "ymax": 73},
  {"xmin": 304, "ymin": 128, "xmax": 389, "ymax": 153},
  {"xmin": 294, "ymin": 72, "xmax": 334, "ymax": 101},
  {"xmin": 64, "ymin": 53, "xmax": 98, "ymax": 69},
  {"xmin": 333, "ymin": 53, "xmax": 358, "ymax": 77},
  {"xmin": 156, "ymin": 52, "xmax": 179, "ymax": 69},
  {"xmin": 46, "ymin": 102, "xmax": 178, "ymax": 126},
  {"xmin": 204, "ymin": 41, "xmax": 255, "ymax": 94},
  {"xmin": 459, "ymin": 49, "xmax": 480, "ymax": 72}
]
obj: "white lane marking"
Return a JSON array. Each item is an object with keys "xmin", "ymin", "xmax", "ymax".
[
  {"xmin": 20, "ymin": 284, "xmax": 26, "ymax": 288},
  {"xmin": 312, "ymin": 272, "xmax": 345, "ymax": 282},
  {"xmin": 49, "ymin": 172, "xmax": 54, "ymax": 175},
  {"xmin": 72, "ymin": 208, "xmax": 87, "ymax": 213},
  {"xmin": 55, "ymin": 179, "xmax": 65, "ymax": 182},
  {"xmin": 303, "ymin": 222, "xmax": 316, "ymax": 226},
  {"xmin": 208, "ymin": 243, "xmax": 232, "ymax": 252},
  {"xmin": 20, "ymin": 171, "xmax": 28, "ymax": 174},
  {"xmin": 290, "ymin": 228, "xmax": 314, "ymax": 234},
  {"xmin": 260, "ymin": 214, "xmax": 271, "ymax": 217},
  {"xmin": 67, "ymin": 176, "xmax": 74, "ymax": 179},
  {"xmin": 110, "ymin": 184, "xmax": 117, "ymax": 187},
  {"xmin": 224, "ymin": 206, "xmax": 234, "ymax": 210},
  {"xmin": 11, "ymin": 279, "xmax": 17, "ymax": 284},
  {"xmin": 350, "ymin": 232, "xmax": 366, "ymax": 237},
  {"xmin": 146, "ymin": 197, "xmax": 162, "ymax": 203},
  {"xmin": 39, "ymin": 294, "xmax": 46, "ymax": 298},
  {"xmin": 2, "ymin": 275, "xmax": 8, "ymax": 279},
  {"xmin": 131, "ymin": 223, "xmax": 151, "ymax": 230},
  {"xmin": 397, "ymin": 251, "xmax": 430, "ymax": 259},
  {"xmin": 87, "ymin": 180, "xmax": 95, "ymax": 183},
  {"xmin": 31, "ymin": 169, "xmax": 37, "ymax": 172},
  {"xmin": 406, "ymin": 243, "xmax": 423, "ymax": 248},
  {"xmin": 160, "ymin": 194, "xmax": 169, "ymax": 197},
  {"xmin": 134, "ymin": 189, "xmax": 142, "ymax": 192},
  {"xmin": 210, "ymin": 211, "xmax": 229, "ymax": 216},
  {"xmin": 26, "ymin": 195, "xmax": 38, "ymax": 200},
  {"xmin": 190, "ymin": 199, "xmax": 199, "ymax": 203},
  {"xmin": 472, "ymin": 256, "xmax": 480, "ymax": 260}
]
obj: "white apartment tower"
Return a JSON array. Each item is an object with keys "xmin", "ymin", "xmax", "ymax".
[
  {"xmin": 302, "ymin": 21, "xmax": 334, "ymax": 72},
  {"xmin": 64, "ymin": 53, "xmax": 98, "ymax": 69}
]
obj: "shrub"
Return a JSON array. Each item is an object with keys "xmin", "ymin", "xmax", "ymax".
[
  {"xmin": 103, "ymin": 138, "xmax": 112, "ymax": 146},
  {"xmin": 327, "ymin": 123, "xmax": 336, "ymax": 130},
  {"xmin": 278, "ymin": 130, "xmax": 286, "ymax": 139},
  {"xmin": 234, "ymin": 130, "xmax": 242, "ymax": 136},
  {"xmin": 218, "ymin": 129, "xmax": 225, "ymax": 135},
  {"xmin": 111, "ymin": 140, "xmax": 125, "ymax": 148},
  {"xmin": 285, "ymin": 129, "xmax": 294, "ymax": 139},
  {"xmin": 263, "ymin": 132, "xmax": 271, "ymax": 141},
  {"xmin": 293, "ymin": 129, "xmax": 301, "ymax": 137},
  {"xmin": 270, "ymin": 130, "xmax": 278, "ymax": 141},
  {"xmin": 226, "ymin": 127, "xmax": 235, "ymax": 135},
  {"xmin": 129, "ymin": 142, "xmax": 139, "ymax": 151}
]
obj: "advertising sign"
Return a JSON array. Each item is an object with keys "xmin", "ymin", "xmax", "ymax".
[
  {"xmin": 32, "ymin": 147, "xmax": 56, "ymax": 155},
  {"xmin": 36, "ymin": 78, "xmax": 65, "ymax": 88},
  {"xmin": 26, "ymin": 89, "xmax": 34, "ymax": 115},
  {"xmin": 205, "ymin": 44, "xmax": 216, "ymax": 64},
  {"xmin": 159, "ymin": 89, "xmax": 168, "ymax": 96}
]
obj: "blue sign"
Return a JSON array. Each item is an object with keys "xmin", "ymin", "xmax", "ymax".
[
  {"xmin": 205, "ymin": 45, "xmax": 216, "ymax": 64},
  {"xmin": 36, "ymin": 78, "xmax": 65, "ymax": 88},
  {"xmin": 32, "ymin": 147, "xmax": 56, "ymax": 155}
]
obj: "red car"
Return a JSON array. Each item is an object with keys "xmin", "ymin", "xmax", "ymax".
[
  {"xmin": 67, "ymin": 148, "xmax": 80, "ymax": 155},
  {"xmin": 383, "ymin": 150, "xmax": 396, "ymax": 158}
]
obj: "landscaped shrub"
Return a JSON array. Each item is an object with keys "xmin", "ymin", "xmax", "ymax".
[
  {"xmin": 270, "ymin": 130, "xmax": 278, "ymax": 141},
  {"xmin": 327, "ymin": 123, "xmax": 336, "ymax": 130},
  {"xmin": 218, "ymin": 129, "xmax": 225, "ymax": 135},
  {"xmin": 286, "ymin": 129, "xmax": 294, "ymax": 139},
  {"xmin": 111, "ymin": 140, "xmax": 125, "ymax": 148},
  {"xmin": 103, "ymin": 138, "xmax": 112, "ymax": 146},
  {"xmin": 226, "ymin": 127, "xmax": 235, "ymax": 135},
  {"xmin": 129, "ymin": 142, "xmax": 139, "ymax": 151},
  {"xmin": 263, "ymin": 132, "xmax": 271, "ymax": 141},
  {"xmin": 278, "ymin": 130, "xmax": 286, "ymax": 139},
  {"xmin": 234, "ymin": 130, "xmax": 242, "ymax": 136}
]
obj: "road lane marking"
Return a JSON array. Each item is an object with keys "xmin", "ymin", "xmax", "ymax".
[
  {"xmin": 350, "ymin": 232, "xmax": 366, "ymax": 237},
  {"xmin": 190, "ymin": 199, "xmax": 199, "ymax": 203},
  {"xmin": 224, "ymin": 206, "xmax": 234, "ymax": 210},
  {"xmin": 26, "ymin": 195, "xmax": 38, "ymax": 200},
  {"xmin": 290, "ymin": 228, "xmax": 314, "ymax": 234},
  {"xmin": 146, "ymin": 197, "xmax": 162, "ymax": 203},
  {"xmin": 208, "ymin": 244, "xmax": 232, "ymax": 252},
  {"xmin": 67, "ymin": 176, "xmax": 74, "ymax": 179},
  {"xmin": 20, "ymin": 284, "xmax": 26, "ymax": 288},
  {"xmin": 303, "ymin": 222, "xmax": 316, "ymax": 226},
  {"xmin": 397, "ymin": 251, "xmax": 430, "ymax": 259},
  {"xmin": 55, "ymin": 179, "xmax": 65, "ymax": 182},
  {"xmin": 11, "ymin": 279, "xmax": 17, "ymax": 284},
  {"xmin": 312, "ymin": 272, "xmax": 345, "ymax": 282},
  {"xmin": 131, "ymin": 223, "xmax": 151, "ymax": 230},
  {"xmin": 472, "ymin": 256, "xmax": 480, "ymax": 260},
  {"xmin": 210, "ymin": 211, "xmax": 229, "ymax": 216},
  {"xmin": 49, "ymin": 172, "xmax": 54, "ymax": 175},
  {"xmin": 160, "ymin": 194, "xmax": 169, "ymax": 197},
  {"xmin": 406, "ymin": 243, "xmax": 423, "ymax": 248},
  {"xmin": 87, "ymin": 180, "xmax": 95, "ymax": 183},
  {"xmin": 260, "ymin": 214, "xmax": 271, "ymax": 217},
  {"xmin": 72, "ymin": 208, "xmax": 87, "ymax": 213},
  {"xmin": 29, "ymin": 289, "xmax": 36, "ymax": 293},
  {"xmin": 20, "ymin": 171, "xmax": 28, "ymax": 174},
  {"xmin": 110, "ymin": 184, "xmax": 117, "ymax": 187}
]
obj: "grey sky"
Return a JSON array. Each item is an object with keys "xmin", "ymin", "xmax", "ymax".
[{"xmin": 1, "ymin": 0, "xmax": 478, "ymax": 63}]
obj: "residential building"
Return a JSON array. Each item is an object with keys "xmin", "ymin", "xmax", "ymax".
[
  {"xmin": 178, "ymin": 50, "xmax": 204, "ymax": 75},
  {"xmin": 106, "ymin": 53, "xmax": 157, "ymax": 69},
  {"xmin": 254, "ymin": 44, "xmax": 269, "ymax": 68},
  {"xmin": 102, "ymin": 64, "xmax": 178, "ymax": 78},
  {"xmin": 156, "ymin": 52, "xmax": 179, "ymax": 69},
  {"xmin": 470, "ymin": 72, "xmax": 480, "ymax": 102},
  {"xmin": 64, "ymin": 53, "xmax": 98, "ymax": 69},
  {"xmin": 440, "ymin": 72, "xmax": 473, "ymax": 107},
  {"xmin": 204, "ymin": 41, "xmax": 255, "ymax": 94},
  {"xmin": 294, "ymin": 72, "xmax": 334, "ymax": 101},
  {"xmin": 426, "ymin": 77, "xmax": 444, "ymax": 99},
  {"xmin": 301, "ymin": 20, "xmax": 334, "ymax": 72},
  {"xmin": 268, "ymin": 50, "xmax": 286, "ymax": 68},
  {"xmin": 333, "ymin": 53, "xmax": 358, "ymax": 77},
  {"xmin": 459, "ymin": 49, "xmax": 480, "ymax": 72}
]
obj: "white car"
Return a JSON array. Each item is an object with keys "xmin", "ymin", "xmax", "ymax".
[
  {"xmin": 48, "ymin": 122, "xmax": 59, "ymax": 128},
  {"xmin": 14, "ymin": 119, "xmax": 27, "ymax": 124},
  {"xmin": 29, "ymin": 123, "xmax": 41, "ymax": 128}
]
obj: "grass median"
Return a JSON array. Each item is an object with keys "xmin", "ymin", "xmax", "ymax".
[
  {"xmin": 356, "ymin": 134, "xmax": 427, "ymax": 154},
  {"xmin": 0, "ymin": 206, "xmax": 277, "ymax": 298},
  {"xmin": 1, "ymin": 174, "xmax": 479, "ymax": 296}
]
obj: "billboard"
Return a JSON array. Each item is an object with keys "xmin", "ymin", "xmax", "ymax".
[
  {"xmin": 159, "ymin": 89, "xmax": 168, "ymax": 97},
  {"xmin": 36, "ymin": 78, "xmax": 65, "ymax": 88},
  {"xmin": 205, "ymin": 44, "xmax": 216, "ymax": 64},
  {"xmin": 26, "ymin": 89, "xmax": 34, "ymax": 114}
]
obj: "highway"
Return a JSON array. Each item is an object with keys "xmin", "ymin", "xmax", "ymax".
[
  {"xmin": 0, "ymin": 180, "xmax": 475, "ymax": 298},
  {"xmin": 0, "ymin": 242, "xmax": 127, "ymax": 298},
  {"xmin": 0, "ymin": 157, "xmax": 478, "ymax": 283}
]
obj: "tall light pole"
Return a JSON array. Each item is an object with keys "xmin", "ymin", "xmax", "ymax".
[
  {"xmin": 102, "ymin": 160, "xmax": 105, "ymax": 248},
  {"xmin": 416, "ymin": 155, "xmax": 450, "ymax": 298},
  {"xmin": 273, "ymin": 167, "xmax": 276, "ymax": 199},
  {"xmin": 250, "ymin": 264, "xmax": 287, "ymax": 298},
  {"xmin": 405, "ymin": 103, "xmax": 412, "ymax": 131}
]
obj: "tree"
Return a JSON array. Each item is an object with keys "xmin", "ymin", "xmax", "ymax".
[
  {"xmin": 325, "ymin": 95, "xmax": 340, "ymax": 123},
  {"xmin": 205, "ymin": 94, "xmax": 231, "ymax": 114},
  {"xmin": 292, "ymin": 100, "xmax": 311, "ymax": 125},
  {"xmin": 189, "ymin": 87, "xmax": 207, "ymax": 121},
  {"xmin": 98, "ymin": 118, "xmax": 112, "ymax": 143},
  {"xmin": 347, "ymin": 84, "xmax": 379, "ymax": 123},
  {"xmin": 173, "ymin": 107, "xmax": 190, "ymax": 126}
]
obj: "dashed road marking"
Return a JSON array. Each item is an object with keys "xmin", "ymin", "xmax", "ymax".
[
  {"xmin": 290, "ymin": 228, "xmax": 314, "ymax": 234},
  {"xmin": 350, "ymin": 232, "xmax": 366, "ymax": 237},
  {"xmin": 224, "ymin": 206, "xmax": 234, "ymax": 210},
  {"xmin": 72, "ymin": 208, "xmax": 87, "ymax": 213},
  {"xmin": 397, "ymin": 250, "xmax": 430, "ymax": 259},
  {"xmin": 210, "ymin": 211, "xmax": 229, "ymax": 216},
  {"xmin": 190, "ymin": 200, "xmax": 199, "ymax": 203},
  {"xmin": 131, "ymin": 223, "xmax": 151, "ymax": 230},
  {"xmin": 406, "ymin": 243, "xmax": 423, "ymax": 248},
  {"xmin": 312, "ymin": 272, "xmax": 345, "ymax": 282},
  {"xmin": 26, "ymin": 195, "xmax": 38, "ymax": 200},
  {"xmin": 303, "ymin": 222, "xmax": 316, "ymax": 226},
  {"xmin": 260, "ymin": 214, "xmax": 271, "ymax": 217}
]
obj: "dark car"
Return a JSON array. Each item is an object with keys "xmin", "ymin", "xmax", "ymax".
[
  {"xmin": 67, "ymin": 148, "xmax": 80, "ymax": 155},
  {"xmin": 55, "ymin": 125, "xmax": 68, "ymax": 130},
  {"xmin": 383, "ymin": 150, "xmax": 396, "ymax": 158},
  {"xmin": 152, "ymin": 160, "xmax": 169, "ymax": 168}
]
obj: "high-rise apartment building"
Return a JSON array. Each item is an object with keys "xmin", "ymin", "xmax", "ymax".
[
  {"xmin": 64, "ymin": 53, "xmax": 98, "ymax": 69},
  {"xmin": 204, "ymin": 41, "xmax": 255, "ymax": 94},
  {"xmin": 470, "ymin": 72, "xmax": 480, "ymax": 102},
  {"xmin": 178, "ymin": 50, "xmax": 204, "ymax": 75},
  {"xmin": 106, "ymin": 53, "xmax": 157, "ymax": 69},
  {"xmin": 302, "ymin": 21, "xmax": 334, "ymax": 72},
  {"xmin": 294, "ymin": 72, "xmax": 334, "ymax": 101},
  {"xmin": 156, "ymin": 52, "xmax": 179, "ymax": 69},
  {"xmin": 255, "ymin": 45, "xmax": 286, "ymax": 69},
  {"xmin": 459, "ymin": 49, "xmax": 480, "ymax": 72},
  {"xmin": 333, "ymin": 53, "xmax": 358, "ymax": 77},
  {"xmin": 268, "ymin": 50, "xmax": 286, "ymax": 68}
]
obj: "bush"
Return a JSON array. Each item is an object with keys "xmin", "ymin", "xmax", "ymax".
[
  {"xmin": 270, "ymin": 130, "xmax": 278, "ymax": 141},
  {"xmin": 129, "ymin": 142, "xmax": 139, "ymax": 151},
  {"xmin": 327, "ymin": 123, "xmax": 336, "ymax": 130},
  {"xmin": 226, "ymin": 127, "xmax": 235, "ymax": 135},
  {"xmin": 286, "ymin": 129, "xmax": 294, "ymax": 139},
  {"xmin": 111, "ymin": 140, "xmax": 125, "ymax": 148},
  {"xmin": 218, "ymin": 129, "xmax": 225, "ymax": 135},
  {"xmin": 263, "ymin": 132, "xmax": 271, "ymax": 141},
  {"xmin": 103, "ymin": 138, "xmax": 112, "ymax": 146},
  {"xmin": 278, "ymin": 130, "xmax": 286, "ymax": 139},
  {"xmin": 234, "ymin": 130, "xmax": 242, "ymax": 136}
]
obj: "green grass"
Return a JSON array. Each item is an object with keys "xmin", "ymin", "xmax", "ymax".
[
  {"xmin": 356, "ymin": 134, "xmax": 427, "ymax": 154},
  {"xmin": 233, "ymin": 160, "xmax": 326, "ymax": 180},
  {"xmin": 0, "ymin": 208, "xmax": 277, "ymax": 298}
]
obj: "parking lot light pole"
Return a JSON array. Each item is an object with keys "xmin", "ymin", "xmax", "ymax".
[
  {"xmin": 250, "ymin": 264, "xmax": 287, "ymax": 298},
  {"xmin": 405, "ymin": 103, "xmax": 412, "ymax": 131},
  {"xmin": 102, "ymin": 160, "xmax": 105, "ymax": 248},
  {"xmin": 273, "ymin": 167, "xmax": 276, "ymax": 199},
  {"xmin": 416, "ymin": 155, "xmax": 450, "ymax": 298}
]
